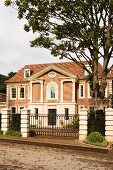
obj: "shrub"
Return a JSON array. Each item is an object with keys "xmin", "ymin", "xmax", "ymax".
[
  {"xmin": 86, "ymin": 132, "xmax": 104, "ymax": 143},
  {"xmin": 0, "ymin": 130, "xmax": 3, "ymax": 135},
  {"xmin": 5, "ymin": 130, "xmax": 21, "ymax": 137},
  {"xmin": 88, "ymin": 109, "xmax": 105, "ymax": 136},
  {"xmin": 65, "ymin": 115, "xmax": 79, "ymax": 129},
  {"xmin": 84, "ymin": 132, "xmax": 108, "ymax": 147}
]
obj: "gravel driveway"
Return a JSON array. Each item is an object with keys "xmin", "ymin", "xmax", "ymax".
[{"xmin": 0, "ymin": 142, "xmax": 113, "ymax": 170}]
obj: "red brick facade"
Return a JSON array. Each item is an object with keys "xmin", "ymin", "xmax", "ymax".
[{"xmin": 6, "ymin": 62, "xmax": 113, "ymax": 114}]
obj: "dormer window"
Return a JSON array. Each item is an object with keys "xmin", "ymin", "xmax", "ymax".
[
  {"xmin": 85, "ymin": 65, "xmax": 91, "ymax": 76},
  {"xmin": 24, "ymin": 69, "xmax": 30, "ymax": 78}
]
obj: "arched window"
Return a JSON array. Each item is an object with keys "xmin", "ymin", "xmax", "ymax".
[
  {"xmin": 46, "ymin": 81, "xmax": 58, "ymax": 100},
  {"xmin": 50, "ymin": 86, "xmax": 55, "ymax": 98}
]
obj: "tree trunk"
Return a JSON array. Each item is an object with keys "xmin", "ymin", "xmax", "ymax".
[
  {"xmin": 92, "ymin": 72, "xmax": 107, "ymax": 111},
  {"xmin": 94, "ymin": 98, "xmax": 104, "ymax": 111}
]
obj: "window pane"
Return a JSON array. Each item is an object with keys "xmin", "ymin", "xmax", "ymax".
[
  {"xmin": 51, "ymin": 86, "xmax": 55, "ymax": 98},
  {"xmin": 20, "ymin": 88, "xmax": 24, "ymax": 98},
  {"xmin": 20, "ymin": 107, "xmax": 24, "ymax": 113},
  {"xmin": 25, "ymin": 70, "xmax": 30, "ymax": 78},
  {"xmin": 12, "ymin": 88, "xmax": 16, "ymax": 98},
  {"xmin": 65, "ymin": 108, "xmax": 69, "ymax": 120},
  {"xmin": 80, "ymin": 85, "xmax": 84, "ymax": 97},
  {"xmin": 12, "ymin": 107, "xmax": 16, "ymax": 114}
]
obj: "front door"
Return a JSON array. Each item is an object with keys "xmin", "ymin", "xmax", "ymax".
[{"xmin": 48, "ymin": 109, "xmax": 56, "ymax": 126}]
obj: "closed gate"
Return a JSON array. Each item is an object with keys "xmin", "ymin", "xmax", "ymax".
[{"xmin": 29, "ymin": 113, "xmax": 79, "ymax": 139}]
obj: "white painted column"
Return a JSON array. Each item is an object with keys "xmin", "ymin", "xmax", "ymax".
[
  {"xmin": 40, "ymin": 81, "xmax": 43, "ymax": 102},
  {"xmin": 1, "ymin": 108, "xmax": 11, "ymax": 132},
  {"xmin": 30, "ymin": 82, "xmax": 32, "ymax": 102},
  {"xmin": 79, "ymin": 108, "xmax": 88, "ymax": 141},
  {"xmin": 105, "ymin": 108, "xmax": 113, "ymax": 142},
  {"xmin": 6, "ymin": 85, "xmax": 9, "ymax": 108},
  {"xmin": 60, "ymin": 80, "xmax": 64, "ymax": 102},
  {"xmin": 21, "ymin": 108, "xmax": 30, "ymax": 137},
  {"xmin": 72, "ymin": 81, "xmax": 75, "ymax": 102}
]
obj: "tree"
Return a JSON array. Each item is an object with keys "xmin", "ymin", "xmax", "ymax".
[
  {"xmin": 8, "ymin": 71, "xmax": 16, "ymax": 78},
  {"xmin": 0, "ymin": 72, "xmax": 16, "ymax": 93},
  {"xmin": 0, "ymin": 74, "xmax": 8, "ymax": 93},
  {"xmin": 5, "ymin": 0, "xmax": 113, "ymax": 111}
]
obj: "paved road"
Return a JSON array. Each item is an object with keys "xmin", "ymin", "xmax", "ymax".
[{"xmin": 0, "ymin": 142, "xmax": 113, "ymax": 170}]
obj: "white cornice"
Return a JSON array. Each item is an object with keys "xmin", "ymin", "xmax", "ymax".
[{"xmin": 28, "ymin": 65, "xmax": 78, "ymax": 81}]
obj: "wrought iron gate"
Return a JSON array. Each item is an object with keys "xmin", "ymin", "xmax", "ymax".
[{"xmin": 29, "ymin": 114, "xmax": 79, "ymax": 138}]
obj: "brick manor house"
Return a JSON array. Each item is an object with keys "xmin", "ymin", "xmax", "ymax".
[{"xmin": 5, "ymin": 61, "xmax": 113, "ymax": 116}]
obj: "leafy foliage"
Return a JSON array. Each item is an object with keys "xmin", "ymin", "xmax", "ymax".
[
  {"xmin": 5, "ymin": 130, "xmax": 21, "ymax": 137},
  {"xmin": 86, "ymin": 132, "xmax": 105, "ymax": 143},
  {"xmin": 88, "ymin": 110, "xmax": 105, "ymax": 136},
  {"xmin": 0, "ymin": 130, "xmax": 3, "ymax": 136},
  {"xmin": 0, "ymin": 72, "xmax": 16, "ymax": 93},
  {"xmin": 4, "ymin": 0, "xmax": 113, "ymax": 110},
  {"xmin": 65, "ymin": 115, "xmax": 79, "ymax": 129},
  {"xmin": 84, "ymin": 132, "xmax": 108, "ymax": 147}
]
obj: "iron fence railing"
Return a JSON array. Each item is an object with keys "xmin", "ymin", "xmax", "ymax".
[
  {"xmin": 9, "ymin": 114, "xmax": 21, "ymax": 132},
  {"xmin": 29, "ymin": 114, "xmax": 79, "ymax": 138}
]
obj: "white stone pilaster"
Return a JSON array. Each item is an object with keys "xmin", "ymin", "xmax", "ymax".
[
  {"xmin": 40, "ymin": 81, "xmax": 43, "ymax": 102},
  {"xmin": 1, "ymin": 108, "xmax": 11, "ymax": 132},
  {"xmin": 30, "ymin": 82, "xmax": 32, "ymax": 102},
  {"xmin": 21, "ymin": 109, "xmax": 30, "ymax": 137},
  {"xmin": 79, "ymin": 108, "xmax": 88, "ymax": 141},
  {"xmin": 105, "ymin": 108, "xmax": 113, "ymax": 142},
  {"xmin": 6, "ymin": 85, "xmax": 9, "ymax": 108},
  {"xmin": 72, "ymin": 81, "xmax": 75, "ymax": 102},
  {"xmin": 60, "ymin": 80, "xmax": 63, "ymax": 102}
]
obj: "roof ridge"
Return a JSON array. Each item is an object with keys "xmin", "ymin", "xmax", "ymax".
[{"xmin": 24, "ymin": 61, "xmax": 76, "ymax": 67}]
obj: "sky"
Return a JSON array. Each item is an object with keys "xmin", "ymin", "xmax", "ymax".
[{"xmin": 0, "ymin": 0, "xmax": 66, "ymax": 76}]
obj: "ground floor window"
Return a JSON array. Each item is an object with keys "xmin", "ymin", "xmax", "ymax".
[
  {"xmin": 11, "ymin": 107, "xmax": 16, "ymax": 114},
  {"xmin": 64, "ymin": 108, "xmax": 69, "ymax": 120},
  {"xmin": 35, "ymin": 108, "xmax": 38, "ymax": 119}
]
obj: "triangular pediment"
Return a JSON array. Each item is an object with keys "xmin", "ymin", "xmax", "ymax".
[{"xmin": 28, "ymin": 65, "xmax": 77, "ymax": 81}]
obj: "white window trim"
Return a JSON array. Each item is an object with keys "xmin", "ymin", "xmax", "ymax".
[
  {"xmin": 88, "ymin": 83, "xmax": 92, "ymax": 98},
  {"xmin": 79, "ymin": 84, "xmax": 85, "ymax": 98},
  {"xmin": 10, "ymin": 87, "xmax": 17, "ymax": 100},
  {"xmin": 79, "ymin": 105, "xmax": 85, "ymax": 110},
  {"xmin": 19, "ymin": 106, "xmax": 25, "ymax": 113},
  {"xmin": 85, "ymin": 65, "xmax": 91, "ymax": 76},
  {"xmin": 46, "ymin": 81, "xmax": 58, "ymax": 100},
  {"xmin": 48, "ymin": 71, "xmax": 57, "ymax": 78},
  {"xmin": 18, "ymin": 86, "xmax": 25, "ymax": 100},
  {"xmin": 24, "ymin": 69, "xmax": 30, "ymax": 78}
]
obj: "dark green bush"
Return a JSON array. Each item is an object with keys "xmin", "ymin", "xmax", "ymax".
[
  {"xmin": 5, "ymin": 130, "xmax": 21, "ymax": 137},
  {"xmin": 0, "ymin": 130, "xmax": 3, "ymax": 135},
  {"xmin": 86, "ymin": 132, "xmax": 105, "ymax": 143},
  {"xmin": 64, "ymin": 115, "xmax": 79, "ymax": 129},
  {"xmin": 88, "ymin": 109, "xmax": 105, "ymax": 136}
]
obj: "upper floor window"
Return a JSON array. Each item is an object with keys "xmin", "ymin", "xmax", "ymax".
[
  {"xmin": 79, "ymin": 84, "xmax": 85, "ymax": 98},
  {"xmin": 50, "ymin": 86, "xmax": 55, "ymax": 98},
  {"xmin": 88, "ymin": 83, "xmax": 92, "ymax": 98},
  {"xmin": 19, "ymin": 87, "xmax": 25, "ymax": 99},
  {"xmin": 85, "ymin": 65, "xmax": 91, "ymax": 76},
  {"xmin": 11, "ymin": 88, "xmax": 16, "ymax": 99},
  {"xmin": 64, "ymin": 108, "xmax": 69, "ymax": 120},
  {"xmin": 46, "ymin": 81, "xmax": 58, "ymax": 100},
  {"xmin": 48, "ymin": 71, "xmax": 56, "ymax": 78},
  {"xmin": 24, "ymin": 69, "xmax": 30, "ymax": 78}
]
